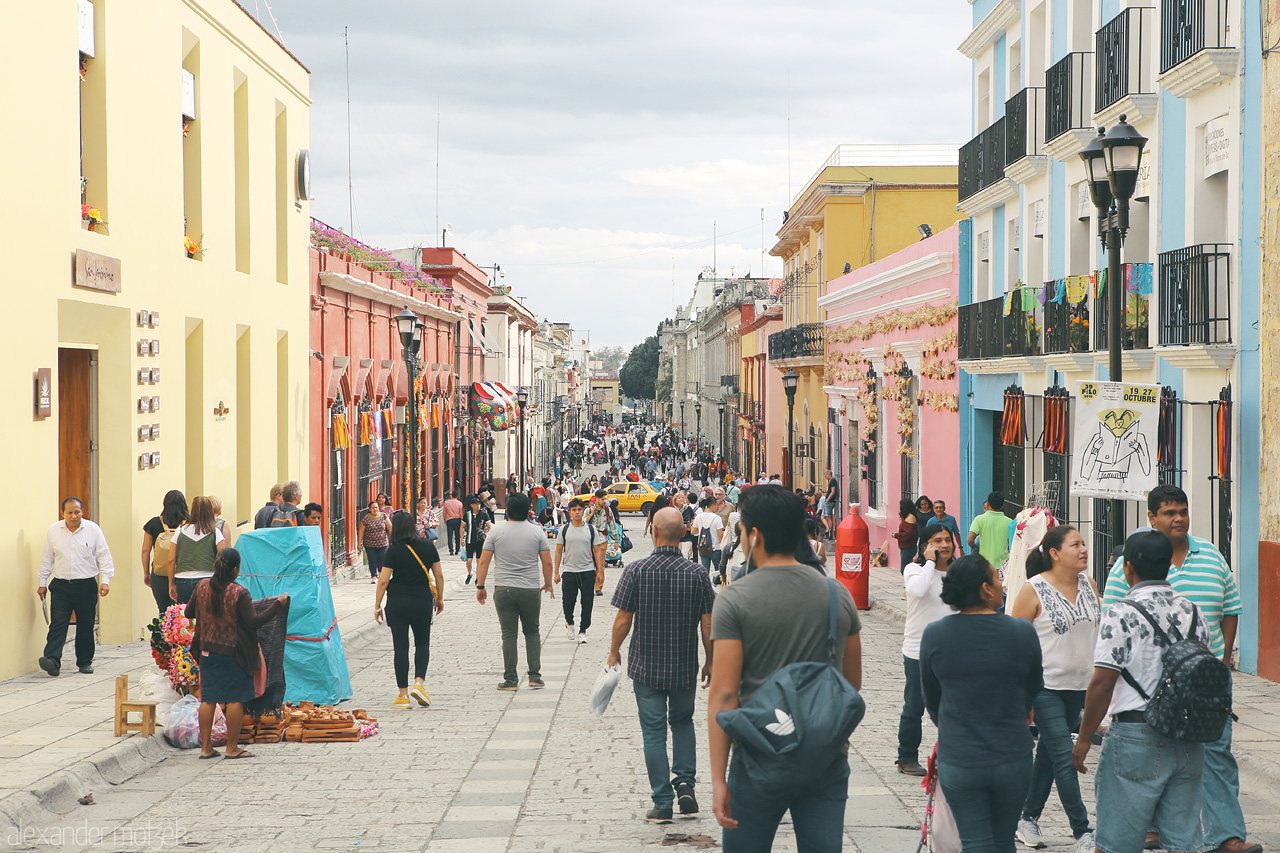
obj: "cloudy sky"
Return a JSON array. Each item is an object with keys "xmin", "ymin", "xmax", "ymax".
[{"xmin": 263, "ymin": 0, "xmax": 971, "ymax": 349}]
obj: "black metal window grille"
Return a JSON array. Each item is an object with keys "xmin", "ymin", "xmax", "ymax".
[
  {"xmin": 1045, "ymin": 292, "xmax": 1092, "ymax": 354},
  {"xmin": 1046, "ymin": 52, "xmax": 1092, "ymax": 143},
  {"xmin": 863, "ymin": 369, "xmax": 880, "ymax": 511},
  {"xmin": 329, "ymin": 445, "xmax": 347, "ymax": 569},
  {"xmin": 381, "ymin": 408, "xmax": 395, "ymax": 502},
  {"xmin": 1161, "ymin": 0, "xmax": 1230, "ymax": 73},
  {"xmin": 958, "ymin": 301, "xmax": 978, "ymax": 360},
  {"xmin": 990, "ymin": 413, "xmax": 1005, "ymax": 509},
  {"xmin": 1097, "ymin": 7, "xmax": 1155, "ymax": 112},
  {"xmin": 1157, "ymin": 386, "xmax": 1183, "ymax": 487},
  {"xmin": 768, "ymin": 323, "xmax": 825, "ymax": 360},
  {"xmin": 1158, "ymin": 244, "xmax": 1232, "ymax": 345},
  {"xmin": 1005, "ymin": 294, "xmax": 1041, "ymax": 357},
  {"xmin": 1091, "ymin": 498, "xmax": 1118, "ymax": 588},
  {"xmin": 1000, "ymin": 386, "xmax": 1028, "ymax": 516},
  {"xmin": 1005, "ymin": 88, "xmax": 1043, "ymax": 165},
  {"xmin": 959, "ymin": 117, "xmax": 1007, "ymax": 202},
  {"xmin": 430, "ymin": 399, "xmax": 440, "ymax": 502},
  {"xmin": 1041, "ymin": 385, "xmax": 1071, "ymax": 523},
  {"xmin": 899, "ymin": 367, "xmax": 917, "ymax": 502},
  {"xmin": 1210, "ymin": 385, "xmax": 1232, "ymax": 565}
]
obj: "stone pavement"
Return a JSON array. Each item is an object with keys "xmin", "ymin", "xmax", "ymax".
[{"xmin": 6, "ymin": 484, "xmax": 1280, "ymax": 851}]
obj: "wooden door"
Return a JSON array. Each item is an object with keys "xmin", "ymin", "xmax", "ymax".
[{"xmin": 58, "ymin": 348, "xmax": 95, "ymax": 520}]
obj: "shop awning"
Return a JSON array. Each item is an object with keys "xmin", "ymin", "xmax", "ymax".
[{"xmin": 464, "ymin": 318, "xmax": 493, "ymax": 355}]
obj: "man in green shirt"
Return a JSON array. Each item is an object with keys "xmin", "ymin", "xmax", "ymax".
[{"xmin": 967, "ymin": 491, "xmax": 1012, "ymax": 568}]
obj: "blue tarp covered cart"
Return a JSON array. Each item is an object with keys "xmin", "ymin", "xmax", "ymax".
[{"xmin": 236, "ymin": 527, "xmax": 353, "ymax": 705}]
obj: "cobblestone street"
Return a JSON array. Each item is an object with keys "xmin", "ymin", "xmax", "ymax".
[{"xmin": 9, "ymin": 518, "xmax": 1280, "ymax": 852}]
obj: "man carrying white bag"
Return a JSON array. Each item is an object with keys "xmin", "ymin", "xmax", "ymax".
[{"xmin": 605, "ymin": 507, "xmax": 715, "ymax": 824}]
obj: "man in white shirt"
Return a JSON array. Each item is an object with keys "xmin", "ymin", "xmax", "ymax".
[
  {"xmin": 36, "ymin": 498, "xmax": 114, "ymax": 676},
  {"xmin": 555, "ymin": 498, "xmax": 605, "ymax": 644},
  {"xmin": 897, "ymin": 526, "xmax": 954, "ymax": 776}
]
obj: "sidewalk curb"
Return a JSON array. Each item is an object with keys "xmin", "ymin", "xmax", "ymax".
[{"xmin": 0, "ymin": 585, "xmax": 409, "ymax": 833}]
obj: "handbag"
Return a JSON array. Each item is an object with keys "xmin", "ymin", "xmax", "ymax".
[
  {"xmin": 620, "ymin": 530, "xmax": 634, "ymax": 553},
  {"xmin": 405, "ymin": 544, "xmax": 439, "ymax": 598}
]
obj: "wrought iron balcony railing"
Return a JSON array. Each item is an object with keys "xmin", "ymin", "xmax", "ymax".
[
  {"xmin": 1096, "ymin": 7, "xmax": 1155, "ymax": 112},
  {"xmin": 958, "ymin": 117, "xmax": 1007, "ymax": 202},
  {"xmin": 1158, "ymin": 244, "xmax": 1232, "ymax": 345},
  {"xmin": 1044, "ymin": 287, "xmax": 1091, "ymax": 354},
  {"xmin": 1005, "ymin": 88, "xmax": 1044, "ymax": 165},
  {"xmin": 1161, "ymin": 0, "xmax": 1231, "ymax": 73},
  {"xmin": 1045, "ymin": 52, "xmax": 1092, "ymax": 143},
  {"xmin": 1092, "ymin": 270, "xmax": 1151, "ymax": 352},
  {"xmin": 768, "ymin": 322, "xmax": 825, "ymax": 360}
]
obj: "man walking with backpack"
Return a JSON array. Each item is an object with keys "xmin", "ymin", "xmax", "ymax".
[
  {"xmin": 1074, "ymin": 528, "xmax": 1226, "ymax": 853},
  {"xmin": 707, "ymin": 484, "xmax": 863, "ymax": 851},
  {"xmin": 1099, "ymin": 486, "xmax": 1255, "ymax": 853},
  {"xmin": 555, "ymin": 498, "xmax": 605, "ymax": 644}
]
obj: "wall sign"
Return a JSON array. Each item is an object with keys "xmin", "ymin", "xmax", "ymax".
[
  {"xmin": 78, "ymin": 0, "xmax": 95, "ymax": 56},
  {"xmin": 1135, "ymin": 146, "xmax": 1154, "ymax": 201},
  {"xmin": 150, "ymin": 423, "xmax": 160, "ymax": 440},
  {"xmin": 74, "ymin": 249, "xmax": 120, "ymax": 293},
  {"xmin": 1204, "ymin": 115, "xmax": 1230, "ymax": 178},
  {"xmin": 1077, "ymin": 182, "xmax": 1092, "ymax": 220},
  {"xmin": 138, "ymin": 368, "xmax": 152, "ymax": 384},
  {"xmin": 150, "ymin": 396, "xmax": 161, "ymax": 412},
  {"xmin": 138, "ymin": 397, "xmax": 152, "ymax": 414},
  {"xmin": 139, "ymin": 425, "xmax": 152, "ymax": 442},
  {"xmin": 137, "ymin": 340, "xmax": 151, "ymax": 356},
  {"xmin": 35, "ymin": 368, "xmax": 52, "ymax": 419},
  {"xmin": 138, "ymin": 454, "xmax": 151, "ymax": 470},
  {"xmin": 1033, "ymin": 200, "xmax": 1046, "ymax": 237},
  {"xmin": 181, "ymin": 70, "xmax": 196, "ymax": 121},
  {"xmin": 150, "ymin": 368, "xmax": 160, "ymax": 384}
]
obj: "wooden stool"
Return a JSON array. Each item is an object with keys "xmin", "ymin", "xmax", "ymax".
[{"xmin": 114, "ymin": 673, "xmax": 157, "ymax": 737}]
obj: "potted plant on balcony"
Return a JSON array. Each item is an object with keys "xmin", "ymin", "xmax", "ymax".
[
  {"xmin": 1069, "ymin": 316, "xmax": 1089, "ymax": 352},
  {"xmin": 184, "ymin": 236, "xmax": 203, "ymax": 259},
  {"xmin": 1125, "ymin": 293, "xmax": 1149, "ymax": 349},
  {"xmin": 1023, "ymin": 316, "xmax": 1041, "ymax": 355}
]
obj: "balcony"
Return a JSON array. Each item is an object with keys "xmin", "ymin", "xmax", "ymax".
[
  {"xmin": 1092, "ymin": 271, "xmax": 1152, "ymax": 368},
  {"xmin": 958, "ymin": 118, "xmax": 1016, "ymax": 214},
  {"xmin": 721, "ymin": 374, "xmax": 739, "ymax": 393},
  {"xmin": 1157, "ymin": 245, "xmax": 1235, "ymax": 367},
  {"xmin": 1044, "ymin": 290, "xmax": 1091, "ymax": 359},
  {"xmin": 1158, "ymin": 0, "xmax": 1240, "ymax": 98},
  {"xmin": 958, "ymin": 295, "xmax": 1042, "ymax": 370},
  {"xmin": 1044, "ymin": 52, "xmax": 1096, "ymax": 160},
  {"xmin": 1095, "ymin": 7, "xmax": 1157, "ymax": 125},
  {"xmin": 1004, "ymin": 88, "xmax": 1047, "ymax": 183},
  {"xmin": 768, "ymin": 322, "xmax": 824, "ymax": 362}
]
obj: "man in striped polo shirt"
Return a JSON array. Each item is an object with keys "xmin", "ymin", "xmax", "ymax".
[{"xmin": 1101, "ymin": 484, "xmax": 1256, "ymax": 853}]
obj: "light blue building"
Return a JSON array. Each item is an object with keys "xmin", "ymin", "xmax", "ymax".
[{"xmin": 953, "ymin": 0, "xmax": 1260, "ymax": 672}]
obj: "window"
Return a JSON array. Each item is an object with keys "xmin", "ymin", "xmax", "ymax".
[
  {"xmin": 275, "ymin": 102, "xmax": 288, "ymax": 283},
  {"xmin": 234, "ymin": 71, "xmax": 250, "ymax": 273},
  {"xmin": 182, "ymin": 35, "xmax": 201, "ymax": 257},
  {"xmin": 79, "ymin": 0, "xmax": 108, "ymax": 225}
]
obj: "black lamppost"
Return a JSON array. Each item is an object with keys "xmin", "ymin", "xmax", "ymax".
[
  {"xmin": 516, "ymin": 387, "xmax": 529, "ymax": 487},
  {"xmin": 782, "ymin": 370, "xmax": 799, "ymax": 489},
  {"xmin": 1080, "ymin": 115, "xmax": 1146, "ymax": 568},
  {"xmin": 695, "ymin": 402, "xmax": 703, "ymax": 443},
  {"xmin": 680, "ymin": 401, "xmax": 686, "ymax": 439},
  {"xmin": 717, "ymin": 400, "xmax": 726, "ymax": 458},
  {"xmin": 395, "ymin": 308, "xmax": 420, "ymax": 524}
]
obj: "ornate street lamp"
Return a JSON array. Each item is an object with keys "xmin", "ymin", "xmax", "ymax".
[
  {"xmin": 717, "ymin": 399, "xmax": 726, "ymax": 459},
  {"xmin": 1080, "ymin": 115, "xmax": 1146, "ymax": 579},
  {"xmin": 782, "ymin": 370, "xmax": 799, "ymax": 489},
  {"xmin": 680, "ymin": 401, "xmax": 686, "ymax": 439},
  {"xmin": 395, "ymin": 308, "xmax": 419, "ymax": 524},
  {"xmin": 695, "ymin": 402, "xmax": 703, "ymax": 442},
  {"xmin": 516, "ymin": 386, "xmax": 529, "ymax": 487}
]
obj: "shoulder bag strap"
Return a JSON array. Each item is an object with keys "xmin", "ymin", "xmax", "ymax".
[
  {"xmin": 1116, "ymin": 598, "xmax": 1175, "ymax": 701},
  {"xmin": 405, "ymin": 544, "xmax": 427, "ymax": 572},
  {"xmin": 825, "ymin": 577, "xmax": 840, "ymax": 667}
]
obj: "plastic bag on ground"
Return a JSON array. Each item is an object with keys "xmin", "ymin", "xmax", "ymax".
[
  {"xmin": 588, "ymin": 665, "xmax": 622, "ymax": 716},
  {"xmin": 139, "ymin": 670, "xmax": 182, "ymax": 723},
  {"xmin": 164, "ymin": 695, "xmax": 201, "ymax": 749},
  {"xmin": 210, "ymin": 704, "xmax": 228, "ymax": 746}
]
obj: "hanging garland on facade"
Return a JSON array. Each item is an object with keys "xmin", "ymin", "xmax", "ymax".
[
  {"xmin": 877, "ymin": 347, "xmax": 917, "ymax": 456},
  {"xmin": 825, "ymin": 300, "xmax": 958, "ymax": 345},
  {"xmin": 919, "ymin": 328, "xmax": 958, "ymax": 382}
]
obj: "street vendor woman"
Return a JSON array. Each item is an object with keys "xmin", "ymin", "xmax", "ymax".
[{"xmin": 185, "ymin": 548, "xmax": 288, "ymax": 760}]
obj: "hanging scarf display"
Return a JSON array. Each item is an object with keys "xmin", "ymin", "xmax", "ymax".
[
  {"xmin": 1216, "ymin": 386, "xmax": 1232, "ymax": 479},
  {"xmin": 331, "ymin": 412, "xmax": 351, "ymax": 450},
  {"xmin": 1004, "ymin": 290, "xmax": 1016, "ymax": 316},
  {"xmin": 1042, "ymin": 385, "xmax": 1069, "ymax": 455},
  {"xmin": 358, "ymin": 411, "xmax": 373, "ymax": 446},
  {"xmin": 1020, "ymin": 283, "xmax": 1039, "ymax": 311},
  {"xmin": 1052, "ymin": 279, "xmax": 1067, "ymax": 304},
  {"xmin": 1001, "ymin": 386, "xmax": 1026, "ymax": 447},
  {"xmin": 1128, "ymin": 262, "xmax": 1154, "ymax": 295},
  {"xmin": 1066, "ymin": 276, "xmax": 1089, "ymax": 304}
]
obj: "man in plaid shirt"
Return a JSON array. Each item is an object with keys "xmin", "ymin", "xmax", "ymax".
[{"xmin": 608, "ymin": 507, "xmax": 715, "ymax": 824}]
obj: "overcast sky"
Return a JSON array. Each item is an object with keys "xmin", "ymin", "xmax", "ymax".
[{"xmin": 263, "ymin": 0, "xmax": 971, "ymax": 349}]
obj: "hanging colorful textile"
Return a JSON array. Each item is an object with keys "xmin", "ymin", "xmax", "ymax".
[
  {"xmin": 1157, "ymin": 387, "xmax": 1178, "ymax": 471},
  {"xmin": 1129, "ymin": 262, "xmax": 1153, "ymax": 295},
  {"xmin": 1053, "ymin": 279, "xmax": 1067, "ymax": 304},
  {"xmin": 1090, "ymin": 272, "xmax": 1099, "ymax": 299},
  {"xmin": 1021, "ymin": 283, "xmax": 1038, "ymax": 311},
  {"xmin": 358, "ymin": 411, "xmax": 373, "ymax": 446},
  {"xmin": 1216, "ymin": 386, "xmax": 1232, "ymax": 480},
  {"xmin": 1066, "ymin": 276, "xmax": 1089, "ymax": 304},
  {"xmin": 1001, "ymin": 386, "xmax": 1026, "ymax": 447},
  {"xmin": 1042, "ymin": 386, "xmax": 1070, "ymax": 455},
  {"xmin": 1004, "ymin": 290, "xmax": 1016, "ymax": 316},
  {"xmin": 431, "ymin": 401, "xmax": 441, "ymax": 428},
  {"xmin": 331, "ymin": 413, "xmax": 351, "ymax": 450}
]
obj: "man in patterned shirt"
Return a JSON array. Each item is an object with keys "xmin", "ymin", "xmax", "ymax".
[
  {"xmin": 607, "ymin": 507, "xmax": 715, "ymax": 825},
  {"xmin": 1075, "ymin": 528, "xmax": 1210, "ymax": 853},
  {"xmin": 1099, "ymin": 485, "xmax": 1256, "ymax": 853}
]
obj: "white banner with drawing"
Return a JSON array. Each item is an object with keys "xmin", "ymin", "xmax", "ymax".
[{"xmin": 1070, "ymin": 380, "xmax": 1159, "ymax": 501}]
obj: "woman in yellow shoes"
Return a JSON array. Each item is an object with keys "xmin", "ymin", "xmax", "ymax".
[{"xmin": 375, "ymin": 511, "xmax": 444, "ymax": 709}]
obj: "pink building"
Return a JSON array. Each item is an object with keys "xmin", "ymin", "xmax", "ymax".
[{"xmin": 820, "ymin": 224, "xmax": 962, "ymax": 564}]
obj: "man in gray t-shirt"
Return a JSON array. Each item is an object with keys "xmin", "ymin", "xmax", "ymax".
[
  {"xmin": 555, "ymin": 498, "xmax": 606, "ymax": 643},
  {"xmin": 476, "ymin": 494, "xmax": 554, "ymax": 690}
]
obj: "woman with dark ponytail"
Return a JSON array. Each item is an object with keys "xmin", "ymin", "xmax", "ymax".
[
  {"xmin": 919, "ymin": 554, "xmax": 1043, "ymax": 852},
  {"xmin": 1009, "ymin": 525, "xmax": 1100, "ymax": 850},
  {"xmin": 185, "ymin": 548, "xmax": 288, "ymax": 759}
]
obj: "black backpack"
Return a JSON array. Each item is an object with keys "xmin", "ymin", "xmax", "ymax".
[
  {"xmin": 1119, "ymin": 599, "xmax": 1232, "ymax": 743},
  {"xmin": 268, "ymin": 507, "xmax": 297, "ymax": 528}
]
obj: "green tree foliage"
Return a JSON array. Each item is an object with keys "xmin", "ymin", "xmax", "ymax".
[
  {"xmin": 590, "ymin": 346, "xmax": 627, "ymax": 374},
  {"xmin": 619, "ymin": 335, "xmax": 660, "ymax": 400}
]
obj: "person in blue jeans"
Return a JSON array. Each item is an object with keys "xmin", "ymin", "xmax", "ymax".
[
  {"xmin": 1009, "ymin": 525, "xmax": 1099, "ymax": 852},
  {"xmin": 707, "ymin": 485, "xmax": 863, "ymax": 852},
  {"xmin": 608, "ymin": 508, "xmax": 715, "ymax": 823},
  {"xmin": 898, "ymin": 527, "xmax": 955, "ymax": 776},
  {"xmin": 920, "ymin": 554, "xmax": 1043, "ymax": 853}
]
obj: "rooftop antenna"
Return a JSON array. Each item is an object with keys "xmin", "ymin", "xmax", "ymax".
[{"xmin": 344, "ymin": 23, "xmax": 353, "ymax": 233}]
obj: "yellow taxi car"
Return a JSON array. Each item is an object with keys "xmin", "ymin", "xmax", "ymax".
[{"xmin": 603, "ymin": 480, "xmax": 661, "ymax": 515}]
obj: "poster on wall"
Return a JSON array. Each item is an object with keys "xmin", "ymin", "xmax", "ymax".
[{"xmin": 1070, "ymin": 380, "xmax": 1159, "ymax": 501}]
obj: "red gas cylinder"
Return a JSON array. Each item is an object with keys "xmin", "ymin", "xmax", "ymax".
[{"xmin": 834, "ymin": 504, "xmax": 871, "ymax": 610}]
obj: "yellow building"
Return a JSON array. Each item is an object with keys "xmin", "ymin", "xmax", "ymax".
[
  {"xmin": 769, "ymin": 146, "xmax": 961, "ymax": 490},
  {"xmin": 590, "ymin": 377, "xmax": 622, "ymax": 418},
  {"xmin": 0, "ymin": 0, "xmax": 311, "ymax": 678}
]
